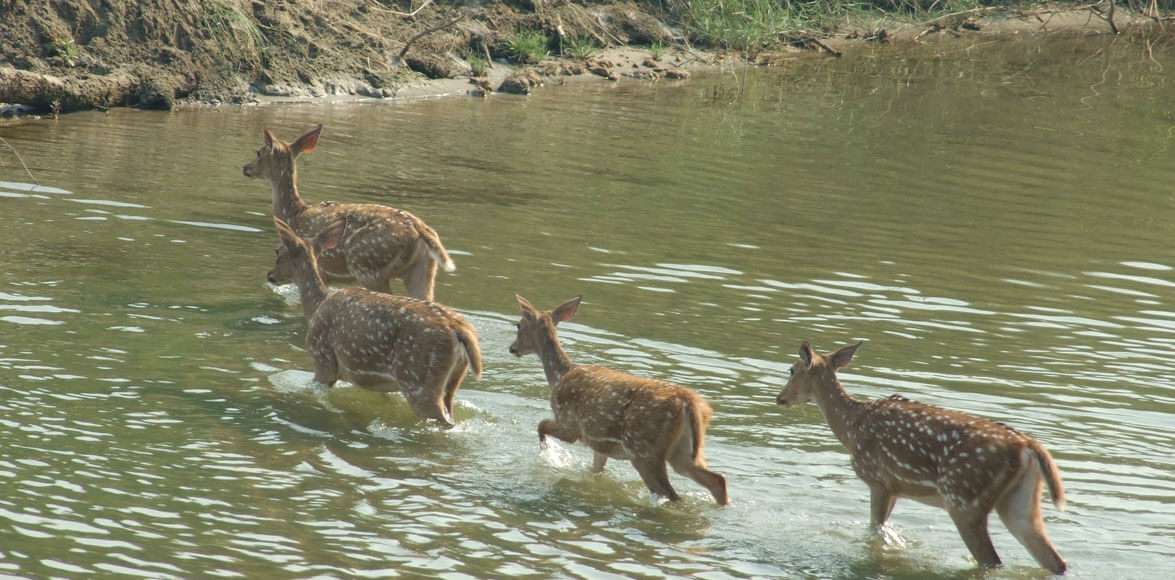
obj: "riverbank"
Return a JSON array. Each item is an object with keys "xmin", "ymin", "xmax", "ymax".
[{"xmin": 0, "ymin": 1, "xmax": 1170, "ymax": 119}]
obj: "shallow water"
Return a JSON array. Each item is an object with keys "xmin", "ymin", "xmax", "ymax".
[{"xmin": 1, "ymin": 35, "xmax": 1173, "ymax": 578}]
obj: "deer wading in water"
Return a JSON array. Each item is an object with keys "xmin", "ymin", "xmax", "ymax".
[
  {"xmin": 243, "ymin": 125, "xmax": 455, "ymax": 301},
  {"xmin": 268, "ymin": 217, "xmax": 481, "ymax": 426},
  {"xmin": 776, "ymin": 341, "xmax": 1066, "ymax": 574},
  {"xmin": 509, "ymin": 295, "xmax": 729, "ymax": 506}
]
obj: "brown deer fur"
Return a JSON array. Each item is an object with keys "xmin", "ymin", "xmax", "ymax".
[
  {"xmin": 244, "ymin": 125, "xmax": 455, "ymax": 301},
  {"xmin": 269, "ymin": 217, "xmax": 481, "ymax": 426},
  {"xmin": 776, "ymin": 341, "xmax": 1066, "ymax": 574},
  {"xmin": 509, "ymin": 295, "xmax": 728, "ymax": 505}
]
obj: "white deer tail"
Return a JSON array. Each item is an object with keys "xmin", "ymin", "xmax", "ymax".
[{"xmin": 416, "ymin": 221, "xmax": 455, "ymax": 273}]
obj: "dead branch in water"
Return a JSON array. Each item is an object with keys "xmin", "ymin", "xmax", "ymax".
[
  {"xmin": 396, "ymin": 14, "xmax": 464, "ymax": 62},
  {"xmin": 0, "ymin": 136, "xmax": 40, "ymax": 188},
  {"xmin": 1089, "ymin": 0, "xmax": 1121, "ymax": 34},
  {"xmin": 368, "ymin": 0, "xmax": 435, "ymax": 18}
]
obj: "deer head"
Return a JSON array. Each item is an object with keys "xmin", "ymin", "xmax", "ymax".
[
  {"xmin": 267, "ymin": 217, "xmax": 345, "ymax": 286},
  {"xmin": 776, "ymin": 341, "xmax": 861, "ymax": 406},
  {"xmin": 242, "ymin": 125, "xmax": 321, "ymax": 181},
  {"xmin": 509, "ymin": 295, "xmax": 581, "ymax": 357}
]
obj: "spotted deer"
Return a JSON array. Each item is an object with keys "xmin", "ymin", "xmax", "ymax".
[
  {"xmin": 509, "ymin": 295, "xmax": 729, "ymax": 505},
  {"xmin": 269, "ymin": 217, "xmax": 481, "ymax": 425},
  {"xmin": 776, "ymin": 341, "xmax": 1066, "ymax": 574},
  {"xmin": 243, "ymin": 125, "xmax": 455, "ymax": 301}
]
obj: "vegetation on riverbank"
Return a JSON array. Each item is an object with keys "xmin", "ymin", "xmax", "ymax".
[{"xmin": 0, "ymin": 0, "xmax": 1171, "ymax": 116}]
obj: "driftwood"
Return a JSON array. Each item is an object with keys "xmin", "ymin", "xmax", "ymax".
[{"xmin": 397, "ymin": 15, "xmax": 464, "ymax": 62}]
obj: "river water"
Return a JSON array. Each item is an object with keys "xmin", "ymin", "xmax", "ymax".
[{"xmin": 1, "ymin": 35, "xmax": 1173, "ymax": 578}]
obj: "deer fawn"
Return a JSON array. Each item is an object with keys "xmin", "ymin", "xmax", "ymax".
[
  {"xmin": 244, "ymin": 125, "xmax": 455, "ymax": 301},
  {"xmin": 776, "ymin": 341, "xmax": 1066, "ymax": 574},
  {"xmin": 509, "ymin": 295, "xmax": 729, "ymax": 505},
  {"xmin": 268, "ymin": 216, "xmax": 482, "ymax": 426}
]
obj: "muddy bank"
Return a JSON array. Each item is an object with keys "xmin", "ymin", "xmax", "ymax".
[{"xmin": 0, "ymin": 1, "xmax": 1168, "ymax": 118}]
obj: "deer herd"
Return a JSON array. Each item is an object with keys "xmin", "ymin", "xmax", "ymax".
[{"xmin": 243, "ymin": 126, "xmax": 1068, "ymax": 574}]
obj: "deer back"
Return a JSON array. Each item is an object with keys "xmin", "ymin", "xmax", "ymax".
[
  {"xmin": 308, "ymin": 288, "xmax": 471, "ymax": 383},
  {"xmin": 555, "ymin": 365, "xmax": 709, "ymax": 458},
  {"xmin": 850, "ymin": 396, "xmax": 1037, "ymax": 508},
  {"xmin": 293, "ymin": 203, "xmax": 427, "ymax": 280}
]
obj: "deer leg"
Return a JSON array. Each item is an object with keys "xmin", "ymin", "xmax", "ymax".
[
  {"xmin": 311, "ymin": 348, "xmax": 339, "ymax": 387},
  {"xmin": 403, "ymin": 252, "xmax": 438, "ymax": 302},
  {"xmin": 537, "ymin": 419, "xmax": 579, "ymax": 448},
  {"xmin": 412, "ymin": 358, "xmax": 459, "ymax": 426},
  {"xmin": 591, "ymin": 452, "xmax": 608, "ymax": 473},
  {"xmin": 441, "ymin": 362, "xmax": 468, "ymax": 424},
  {"xmin": 668, "ymin": 437, "xmax": 728, "ymax": 506},
  {"xmin": 870, "ymin": 486, "xmax": 898, "ymax": 529},
  {"xmin": 996, "ymin": 469, "xmax": 1067, "ymax": 574},
  {"xmin": 633, "ymin": 457, "xmax": 680, "ymax": 502},
  {"xmin": 948, "ymin": 509, "xmax": 1001, "ymax": 569}
]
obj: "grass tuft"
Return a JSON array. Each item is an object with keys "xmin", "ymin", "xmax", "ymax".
[
  {"xmin": 469, "ymin": 54, "xmax": 489, "ymax": 77},
  {"xmin": 507, "ymin": 30, "xmax": 549, "ymax": 64},
  {"xmin": 648, "ymin": 40, "xmax": 666, "ymax": 60},
  {"xmin": 561, "ymin": 35, "xmax": 598, "ymax": 60}
]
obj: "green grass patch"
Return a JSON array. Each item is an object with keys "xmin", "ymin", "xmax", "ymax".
[
  {"xmin": 469, "ymin": 54, "xmax": 489, "ymax": 77},
  {"xmin": 561, "ymin": 35, "xmax": 598, "ymax": 60},
  {"xmin": 648, "ymin": 40, "xmax": 666, "ymax": 60},
  {"xmin": 50, "ymin": 35, "xmax": 80, "ymax": 66},
  {"xmin": 507, "ymin": 30, "xmax": 549, "ymax": 65}
]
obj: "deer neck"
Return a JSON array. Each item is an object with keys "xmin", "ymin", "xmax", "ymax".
[
  {"xmin": 536, "ymin": 322, "xmax": 575, "ymax": 388},
  {"xmin": 812, "ymin": 377, "xmax": 865, "ymax": 450},
  {"xmin": 294, "ymin": 262, "xmax": 329, "ymax": 320},
  {"xmin": 271, "ymin": 164, "xmax": 308, "ymax": 222}
]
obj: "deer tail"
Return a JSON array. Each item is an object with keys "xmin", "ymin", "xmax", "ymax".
[
  {"xmin": 416, "ymin": 220, "xmax": 456, "ymax": 273},
  {"xmin": 455, "ymin": 324, "xmax": 482, "ymax": 379},
  {"xmin": 1030, "ymin": 439, "xmax": 1066, "ymax": 511},
  {"xmin": 685, "ymin": 396, "xmax": 712, "ymax": 463}
]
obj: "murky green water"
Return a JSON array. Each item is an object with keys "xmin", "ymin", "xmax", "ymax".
[{"xmin": 2, "ymin": 35, "xmax": 1174, "ymax": 578}]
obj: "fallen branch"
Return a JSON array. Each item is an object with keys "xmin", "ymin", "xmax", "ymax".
[
  {"xmin": 922, "ymin": 6, "xmax": 1002, "ymax": 27},
  {"xmin": 397, "ymin": 14, "xmax": 464, "ymax": 62},
  {"xmin": 807, "ymin": 37, "xmax": 842, "ymax": 58},
  {"xmin": 593, "ymin": 14, "xmax": 627, "ymax": 47},
  {"xmin": 913, "ymin": 24, "xmax": 944, "ymax": 42},
  {"xmin": 1089, "ymin": 0, "xmax": 1120, "ymax": 34},
  {"xmin": 0, "ymin": 136, "xmax": 39, "ymax": 187},
  {"xmin": 368, "ymin": 0, "xmax": 435, "ymax": 18},
  {"xmin": 1016, "ymin": 1, "xmax": 1101, "ymax": 19}
]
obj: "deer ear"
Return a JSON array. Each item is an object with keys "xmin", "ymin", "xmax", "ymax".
[
  {"xmin": 830, "ymin": 341, "xmax": 862, "ymax": 370},
  {"xmin": 263, "ymin": 128, "xmax": 277, "ymax": 148},
  {"xmin": 314, "ymin": 218, "xmax": 346, "ymax": 253},
  {"xmin": 799, "ymin": 341, "xmax": 815, "ymax": 369},
  {"xmin": 273, "ymin": 217, "xmax": 300, "ymax": 248},
  {"xmin": 515, "ymin": 294, "xmax": 536, "ymax": 314},
  {"xmin": 292, "ymin": 124, "xmax": 321, "ymax": 156},
  {"xmin": 551, "ymin": 295, "xmax": 582, "ymax": 324}
]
